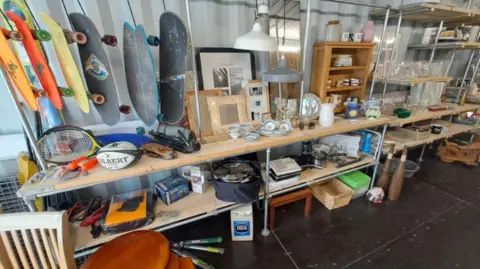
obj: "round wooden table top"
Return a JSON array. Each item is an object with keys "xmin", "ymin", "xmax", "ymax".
[{"xmin": 80, "ymin": 230, "xmax": 170, "ymax": 269}]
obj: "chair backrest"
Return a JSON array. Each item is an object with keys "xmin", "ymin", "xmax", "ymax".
[{"xmin": 0, "ymin": 211, "xmax": 76, "ymax": 269}]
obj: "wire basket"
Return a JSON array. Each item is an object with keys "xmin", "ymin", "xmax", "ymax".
[{"xmin": 310, "ymin": 179, "xmax": 354, "ymax": 210}]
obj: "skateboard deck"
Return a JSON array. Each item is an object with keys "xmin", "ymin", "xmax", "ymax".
[
  {"xmin": 6, "ymin": 11, "xmax": 63, "ymax": 110},
  {"xmin": 1, "ymin": 0, "xmax": 64, "ymax": 131},
  {"xmin": 69, "ymin": 12, "xmax": 120, "ymax": 126},
  {"xmin": 40, "ymin": 13, "xmax": 90, "ymax": 113},
  {"xmin": 0, "ymin": 27, "xmax": 37, "ymax": 111},
  {"xmin": 123, "ymin": 22, "xmax": 159, "ymax": 126},
  {"xmin": 159, "ymin": 12, "xmax": 187, "ymax": 125}
]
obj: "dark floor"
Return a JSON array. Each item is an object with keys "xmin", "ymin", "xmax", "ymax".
[{"xmin": 164, "ymin": 147, "xmax": 480, "ymax": 269}]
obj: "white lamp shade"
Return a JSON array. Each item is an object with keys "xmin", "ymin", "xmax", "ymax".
[{"xmin": 234, "ymin": 22, "xmax": 278, "ymax": 52}]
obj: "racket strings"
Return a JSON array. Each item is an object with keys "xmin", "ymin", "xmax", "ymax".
[{"xmin": 39, "ymin": 130, "xmax": 95, "ymax": 164}]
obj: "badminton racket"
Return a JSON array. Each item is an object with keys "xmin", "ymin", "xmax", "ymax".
[{"xmin": 37, "ymin": 126, "xmax": 102, "ymax": 165}]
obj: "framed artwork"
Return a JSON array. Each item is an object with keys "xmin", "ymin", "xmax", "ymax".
[
  {"xmin": 243, "ymin": 80, "xmax": 270, "ymax": 122},
  {"xmin": 206, "ymin": 95, "xmax": 249, "ymax": 135},
  {"xmin": 196, "ymin": 48, "xmax": 255, "ymax": 95},
  {"xmin": 185, "ymin": 90, "xmax": 223, "ymax": 137}
]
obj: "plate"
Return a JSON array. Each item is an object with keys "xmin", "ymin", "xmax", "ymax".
[
  {"xmin": 244, "ymin": 133, "xmax": 260, "ymax": 141},
  {"xmin": 278, "ymin": 120, "xmax": 292, "ymax": 132},
  {"xmin": 301, "ymin": 93, "xmax": 322, "ymax": 121}
]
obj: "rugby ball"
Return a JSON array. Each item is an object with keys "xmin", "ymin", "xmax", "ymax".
[{"xmin": 96, "ymin": 142, "xmax": 142, "ymax": 170}]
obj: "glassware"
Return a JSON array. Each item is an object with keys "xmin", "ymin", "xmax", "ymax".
[{"xmin": 325, "ymin": 20, "xmax": 341, "ymax": 42}]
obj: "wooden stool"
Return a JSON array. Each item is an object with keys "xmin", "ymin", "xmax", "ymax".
[{"xmin": 268, "ymin": 188, "xmax": 312, "ymax": 229}]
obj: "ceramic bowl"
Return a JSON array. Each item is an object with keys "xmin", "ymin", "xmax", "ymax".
[
  {"xmin": 278, "ymin": 121, "xmax": 292, "ymax": 132},
  {"xmin": 228, "ymin": 125, "xmax": 242, "ymax": 133},
  {"xmin": 229, "ymin": 132, "xmax": 243, "ymax": 140}
]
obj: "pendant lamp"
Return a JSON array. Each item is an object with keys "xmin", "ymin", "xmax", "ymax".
[
  {"xmin": 262, "ymin": 56, "xmax": 303, "ymax": 83},
  {"xmin": 234, "ymin": 21, "xmax": 278, "ymax": 52}
]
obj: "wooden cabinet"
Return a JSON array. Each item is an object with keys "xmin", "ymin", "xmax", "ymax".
[{"xmin": 310, "ymin": 42, "xmax": 375, "ymax": 113}]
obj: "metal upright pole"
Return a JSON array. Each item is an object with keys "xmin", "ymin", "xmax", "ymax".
[
  {"xmin": 455, "ymin": 50, "xmax": 476, "ymax": 103},
  {"xmin": 381, "ymin": 11, "xmax": 402, "ymax": 99},
  {"xmin": 418, "ymin": 20, "xmax": 444, "ymax": 105},
  {"xmin": 298, "ymin": 0, "xmax": 311, "ymax": 118},
  {"xmin": 370, "ymin": 124, "xmax": 387, "ymax": 189},
  {"xmin": 467, "ymin": 0, "xmax": 473, "ymax": 9},
  {"xmin": 369, "ymin": 8, "xmax": 390, "ymax": 100},
  {"xmin": 275, "ymin": 17, "xmax": 283, "ymax": 100},
  {"xmin": 262, "ymin": 148, "xmax": 271, "ymax": 237},
  {"xmin": 2, "ymin": 70, "xmax": 47, "ymax": 171},
  {"xmin": 185, "ymin": 0, "xmax": 203, "ymax": 142}
]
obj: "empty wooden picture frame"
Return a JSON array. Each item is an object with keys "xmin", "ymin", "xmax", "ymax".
[
  {"xmin": 207, "ymin": 95, "xmax": 249, "ymax": 135},
  {"xmin": 185, "ymin": 90, "xmax": 223, "ymax": 137},
  {"xmin": 243, "ymin": 80, "xmax": 270, "ymax": 122}
]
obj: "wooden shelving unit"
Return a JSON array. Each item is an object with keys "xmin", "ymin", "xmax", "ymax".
[
  {"xmin": 408, "ymin": 42, "xmax": 480, "ymax": 50},
  {"xmin": 377, "ymin": 76, "xmax": 452, "ymax": 86},
  {"xmin": 311, "ymin": 42, "xmax": 376, "ymax": 113}
]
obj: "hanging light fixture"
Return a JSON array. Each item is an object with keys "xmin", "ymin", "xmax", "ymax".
[
  {"xmin": 262, "ymin": 56, "xmax": 302, "ymax": 82},
  {"xmin": 234, "ymin": 2, "xmax": 278, "ymax": 52}
]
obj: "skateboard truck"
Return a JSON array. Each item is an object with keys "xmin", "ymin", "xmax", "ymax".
[
  {"xmin": 31, "ymin": 29, "xmax": 51, "ymax": 41},
  {"xmin": 147, "ymin": 35, "xmax": 160, "ymax": 46},
  {"xmin": 119, "ymin": 105, "xmax": 131, "ymax": 114},
  {"xmin": 33, "ymin": 88, "xmax": 48, "ymax": 98},
  {"xmin": 102, "ymin": 34, "xmax": 117, "ymax": 46},
  {"xmin": 63, "ymin": 29, "xmax": 87, "ymax": 45},
  {"xmin": 58, "ymin": 87, "xmax": 74, "ymax": 97},
  {"xmin": 1, "ymin": 29, "xmax": 23, "ymax": 41},
  {"xmin": 88, "ymin": 93, "xmax": 105, "ymax": 105},
  {"xmin": 156, "ymin": 114, "xmax": 165, "ymax": 123}
]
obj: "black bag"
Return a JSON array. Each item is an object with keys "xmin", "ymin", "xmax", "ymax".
[{"xmin": 212, "ymin": 159, "xmax": 261, "ymax": 203}]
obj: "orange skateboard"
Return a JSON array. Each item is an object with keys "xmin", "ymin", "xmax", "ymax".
[
  {"xmin": 0, "ymin": 27, "xmax": 38, "ymax": 111},
  {"xmin": 6, "ymin": 11, "xmax": 64, "ymax": 110}
]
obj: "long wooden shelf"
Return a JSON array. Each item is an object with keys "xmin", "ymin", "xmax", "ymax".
[
  {"xmin": 408, "ymin": 42, "xmax": 480, "ymax": 50},
  {"xmin": 74, "ymin": 186, "xmax": 235, "ymax": 252},
  {"xmin": 75, "ymin": 156, "xmax": 376, "ymax": 252},
  {"xmin": 389, "ymin": 103, "xmax": 479, "ymax": 127},
  {"xmin": 327, "ymin": 85, "xmax": 363, "ymax": 92},
  {"xmin": 329, "ymin": 66, "xmax": 366, "ymax": 71},
  {"xmin": 378, "ymin": 76, "xmax": 452, "ymax": 86},
  {"xmin": 17, "ymin": 117, "xmax": 390, "ymax": 198},
  {"xmin": 386, "ymin": 121, "xmax": 475, "ymax": 152},
  {"xmin": 371, "ymin": 3, "xmax": 480, "ymax": 25}
]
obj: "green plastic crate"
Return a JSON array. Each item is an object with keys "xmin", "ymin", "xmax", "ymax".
[{"xmin": 338, "ymin": 171, "xmax": 371, "ymax": 189}]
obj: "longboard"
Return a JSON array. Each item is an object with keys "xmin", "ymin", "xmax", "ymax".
[
  {"xmin": 0, "ymin": 27, "xmax": 37, "ymax": 110},
  {"xmin": 6, "ymin": 11, "xmax": 64, "ymax": 110},
  {"xmin": 159, "ymin": 12, "xmax": 187, "ymax": 125},
  {"xmin": 39, "ymin": 13, "xmax": 90, "ymax": 113},
  {"xmin": 1, "ymin": 0, "xmax": 64, "ymax": 131},
  {"xmin": 124, "ymin": 22, "xmax": 159, "ymax": 126},
  {"xmin": 69, "ymin": 12, "xmax": 120, "ymax": 126}
]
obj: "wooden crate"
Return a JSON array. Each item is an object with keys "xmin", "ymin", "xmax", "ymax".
[
  {"xmin": 310, "ymin": 178, "xmax": 354, "ymax": 210},
  {"xmin": 310, "ymin": 42, "xmax": 375, "ymax": 113}
]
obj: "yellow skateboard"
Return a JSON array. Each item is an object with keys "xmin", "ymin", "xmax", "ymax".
[
  {"xmin": 0, "ymin": 27, "xmax": 38, "ymax": 111},
  {"xmin": 39, "ymin": 13, "xmax": 90, "ymax": 113}
]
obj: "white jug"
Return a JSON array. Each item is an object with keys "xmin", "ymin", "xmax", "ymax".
[{"xmin": 319, "ymin": 103, "xmax": 335, "ymax": 127}]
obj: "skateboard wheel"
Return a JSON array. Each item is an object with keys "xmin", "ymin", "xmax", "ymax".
[
  {"xmin": 59, "ymin": 87, "xmax": 74, "ymax": 97},
  {"xmin": 119, "ymin": 105, "xmax": 131, "ymax": 114},
  {"xmin": 90, "ymin": 94, "xmax": 105, "ymax": 104},
  {"xmin": 136, "ymin": 127, "xmax": 146, "ymax": 135},
  {"xmin": 4, "ymin": 30, "xmax": 23, "ymax": 41},
  {"xmin": 102, "ymin": 35, "xmax": 117, "ymax": 46},
  {"xmin": 32, "ymin": 29, "xmax": 51, "ymax": 41},
  {"xmin": 147, "ymin": 35, "xmax": 160, "ymax": 46},
  {"xmin": 72, "ymin": 31, "xmax": 87, "ymax": 44}
]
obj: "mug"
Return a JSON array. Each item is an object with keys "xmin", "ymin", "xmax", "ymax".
[
  {"xmin": 431, "ymin": 124, "xmax": 448, "ymax": 134},
  {"xmin": 341, "ymin": 32, "xmax": 350, "ymax": 42},
  {"xmin": 343, "ymin": 79, "xmax": 350, "ymax": 86},
  {"xmin": 353, "ymin": 33, "xmax": 363, "ymax": 42},
  {"xmin": 350, "ymin": 78, "xmax": 363, "ymax": 86}
]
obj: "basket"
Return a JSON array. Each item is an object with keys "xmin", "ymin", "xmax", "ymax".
[
  {"xmin": 310, "ymin": 179, "xmax": 354, "ymax": 210},
  {"xmin": 378, "ymin": 159, "xmax": 420, "ymax": 178}
]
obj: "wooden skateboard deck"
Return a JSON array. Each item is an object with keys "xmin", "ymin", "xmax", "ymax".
[
  {"xmin": 69, "ymin": 12, "xmax": 120, "ymax": 126},
  {"xmin": 6, "ymin": 11, "xmax": 63, "ymax": 110},
  {"xmin": 1, "ymin": 0, "xmax": 64, "ymax": 131},
  {"xmin": 39, "ymin": 13, "xmax": 90, "ymax": 113},
  {"xmin": 159, "ymin": 12, "xmax": 187, "ymax": 125},
  {"xmin": 123, "ymin": 23, "xmax": 159, "ymax": 126},
  {"xmin": 0, "ymin": 27, "xmax": 37, "ymax": 111}
]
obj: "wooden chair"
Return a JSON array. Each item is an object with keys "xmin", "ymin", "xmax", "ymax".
[{"xmin": 0, "ymin": 211, "xmax": 76, "ymax": 269}]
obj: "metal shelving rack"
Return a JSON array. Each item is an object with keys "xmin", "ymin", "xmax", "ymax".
[{"xmin": 3, "ymin": 0, "xmax": 392, "ymax": 259}]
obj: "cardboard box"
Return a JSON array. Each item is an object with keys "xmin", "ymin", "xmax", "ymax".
[
  {"xmin": 154, "ymin": 175, "xmax": 190, "ymax": 205},
  {"xmin": 179, "ymin": 164, "xmax": 211, "ymax": 184},
  {"xmin": 231, "ymin": 204, "xmax": 253, "ymax": 241}
]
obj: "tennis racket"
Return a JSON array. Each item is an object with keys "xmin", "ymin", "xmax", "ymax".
[{"xmin": 37, "ymin": 126, "xmax": 102, "ymax": 165}]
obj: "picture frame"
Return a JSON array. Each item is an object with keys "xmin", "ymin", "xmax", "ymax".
[
  {"xmin": 196, "ymin": 48, "xmax": 256, "ymax": 95},
  {"xmin": 243, "ymin": 80, "xmax": 270, "ymax": 123},
  {"xmin": 185, "ymin": 90, "xmax": 223, "ymax": 137},
  {"xmin": 206, "ymin": 95, "xmax": 249, "ymax": 135}
]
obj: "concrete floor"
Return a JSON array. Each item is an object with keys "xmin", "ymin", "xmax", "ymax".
[{"xmin": 164, "ymin": 148, "xmax": 480, "ymax": 269}]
